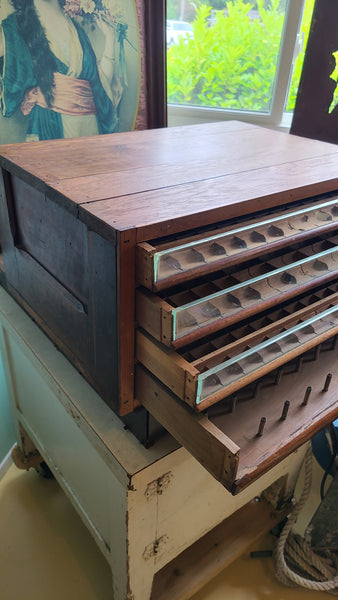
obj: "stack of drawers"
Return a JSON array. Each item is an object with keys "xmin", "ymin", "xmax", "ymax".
[{"xmin": 135, "ymin": 197, "xmax": 338, "ymax": 491}]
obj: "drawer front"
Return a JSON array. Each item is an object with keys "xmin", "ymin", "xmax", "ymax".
[
  {"xmin": 136, "ymin": 195, "xmax": 338, "ymax": 291},
  {"xmin": 137, "ymin": 338, "xmax": 338, "ymax": 493},
  {"xmin": 137, "ymin": 285, "xmax": 338, "ymax": 411},
  {"xmin": 136, "ymin": 237, "xmax": 338, "ymax": 347}
]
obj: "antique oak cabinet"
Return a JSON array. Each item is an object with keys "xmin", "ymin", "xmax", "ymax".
[{"xmin": 0, "ymin": 121, "xmax": 338, "ymax": 494}]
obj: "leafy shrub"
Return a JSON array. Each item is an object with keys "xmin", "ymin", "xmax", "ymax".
[{"xmin": 167, "ymin": 0, "xmax": 314, "ymax": 113}]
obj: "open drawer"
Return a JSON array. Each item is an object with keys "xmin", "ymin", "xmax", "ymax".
[
  {"xmin": 137, "ymin": 286, "xmax": 338, "ymax": 411},
  {"xmin": 136, "ymin": 195, "xmax": 338, "ymax": 291},
  {"xmin": 137, "ymin": 335, "xmax": 338, "ymax": 493},
  {"xmin": 136, "ymin": 237, "xmax": 338, "ymax": 348}
]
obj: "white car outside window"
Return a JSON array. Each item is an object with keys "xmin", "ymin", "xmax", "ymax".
[{"xmin": 166, "ymin": 20, "xmax": 193, "ymax": 46}]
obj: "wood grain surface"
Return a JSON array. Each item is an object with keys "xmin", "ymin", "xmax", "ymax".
[{"xmin": 0, "ymin": 122, "xmax": 338, "ymax": 241}]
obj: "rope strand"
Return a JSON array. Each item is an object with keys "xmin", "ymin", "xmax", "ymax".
[{"xmin": 274, "ymin": 445, "xmax": 338, "ymax": 593}]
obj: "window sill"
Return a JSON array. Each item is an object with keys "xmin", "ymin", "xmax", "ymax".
[{"xmin": 167, "ymin": 104, "xmax": 293, "ymax": 133}]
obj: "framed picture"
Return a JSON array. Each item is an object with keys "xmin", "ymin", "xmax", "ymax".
[
  {"xmin": 290, "ymin": 0, "xmax": 338, "ymax": 144},
  {"xmin": 0, "ymin": 0, "xmax": 166, "ymax": 145}
]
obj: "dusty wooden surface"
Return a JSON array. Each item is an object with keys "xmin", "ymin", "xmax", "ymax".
[{"xmin": 0, "ymin": 122, "xmax": 338, "ymax": 240}]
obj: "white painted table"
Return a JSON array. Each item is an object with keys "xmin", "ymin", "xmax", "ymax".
[{"xmin": 0, "ymin": 286, "xmax": 306, "ymax": 600}]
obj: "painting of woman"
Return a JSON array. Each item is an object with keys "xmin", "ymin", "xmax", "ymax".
[{"xmin": 0, "ymin": 0, "xmax": 141, "ymax": 143}]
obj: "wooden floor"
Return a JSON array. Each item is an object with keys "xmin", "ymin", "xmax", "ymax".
[{"xmin": 0, "ymin": 461, "xmax": 331, "ymax": 600}]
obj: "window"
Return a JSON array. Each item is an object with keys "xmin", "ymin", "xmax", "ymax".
[{"xmin": 167, "ymin": 0, "xmax": 315, "ymax": 128}]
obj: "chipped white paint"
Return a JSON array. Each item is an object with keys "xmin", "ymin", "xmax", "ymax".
[
  {"xmin": 143, "ymin": 535, "xmax": 169, "ymax": 561},
  {"xmin": 0, "ymin": 287, "xmax": 306, "ymax": 600},
  {"xmin": 145, "ymin": 472, "xmax": 173, "ymax": 500}
]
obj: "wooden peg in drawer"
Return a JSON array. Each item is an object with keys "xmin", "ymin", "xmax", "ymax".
[
  {"xmin": 302, "ymin": 386, "xmax": 312, "ymax": 406},
  {"xmin": 274, "ymin": 367, "xmax": 283, "ymax": 385},
  {"xmin": 323, "ymin": 373, "xmax": 333, "ymax": 392},
  {"xmin": 256, "ymin": 417, "xmax": 266, "ymax": 437},
  {"xmin": 280, "ymin": 401, "xmax": 290, "ymax": 421}
]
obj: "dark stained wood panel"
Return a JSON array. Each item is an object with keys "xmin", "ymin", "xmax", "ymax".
[
  {"xmin": 290, "ymin": 0, "xmax": 338, "ymax": 145},
  {"xmin": 11, "ymin": 176, "xmax": 89, "ymax": 305},
  {"xmin": 11, "ymin": 248, "xmax": 90, "ymax": 362}
]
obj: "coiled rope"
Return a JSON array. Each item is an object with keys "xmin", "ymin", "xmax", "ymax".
[{"xmin": 274, "ymin": 445, "xmax": 338, "ymax": 593}]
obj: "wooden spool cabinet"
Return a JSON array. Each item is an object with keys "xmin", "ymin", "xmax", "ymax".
[{"xmin": 0, "ymin": 121, "xmax": 337, "ymax": 496}]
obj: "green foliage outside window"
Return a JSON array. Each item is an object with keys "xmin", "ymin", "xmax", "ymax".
[{"xmin": 167, "ymin": 0, "xmax": 315, "ymax": 113}]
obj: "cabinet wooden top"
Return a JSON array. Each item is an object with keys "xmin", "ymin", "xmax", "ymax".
[{"xmin": 1, "ymin": 121, "xmax": 338, "ymax": 241}]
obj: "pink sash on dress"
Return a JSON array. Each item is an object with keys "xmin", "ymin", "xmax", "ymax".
[{"xmin": 21, "ymin": 72, "xmax": 96, "ymax": 116}]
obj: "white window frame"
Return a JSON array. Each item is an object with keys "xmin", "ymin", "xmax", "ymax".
[{"xmin": 167, "ymin": 0, "xmax": 306, "ymax": 130}]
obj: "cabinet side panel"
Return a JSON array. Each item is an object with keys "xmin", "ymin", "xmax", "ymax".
[
  {"xmin": 0, "ymin": 169, "xmax": 19, "ymax": 289},
  {"xmin": 88, "ymin": 231, "xmax": 119, "ymax": 410},
  {"xmin": 11, "ymin": 176, "xmax": 89, "ymax": 304},
  {"xmin": 1, "ymin": 170, "xmax": 120, "ymax": 408}
]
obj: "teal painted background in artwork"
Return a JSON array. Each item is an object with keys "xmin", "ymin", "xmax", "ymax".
[{"xmin": 0, "ymin": 355, "xmax": 15, "ymax": 462}]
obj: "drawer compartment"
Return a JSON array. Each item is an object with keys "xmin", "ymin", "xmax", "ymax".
[
  {"xmin": 137, "ymin": 287, "xmax": 338, "ymax": 411},
  {"xmin": 136, "ymin": 239, "xmax": 338, "ymax": 347},
  {"xmin": 137, "ymin": 338, "xmax": 338, "ymax": 493},
  {"xmin": 136, "ymin": 195, "xmax": 338, "ymax": 291}
]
